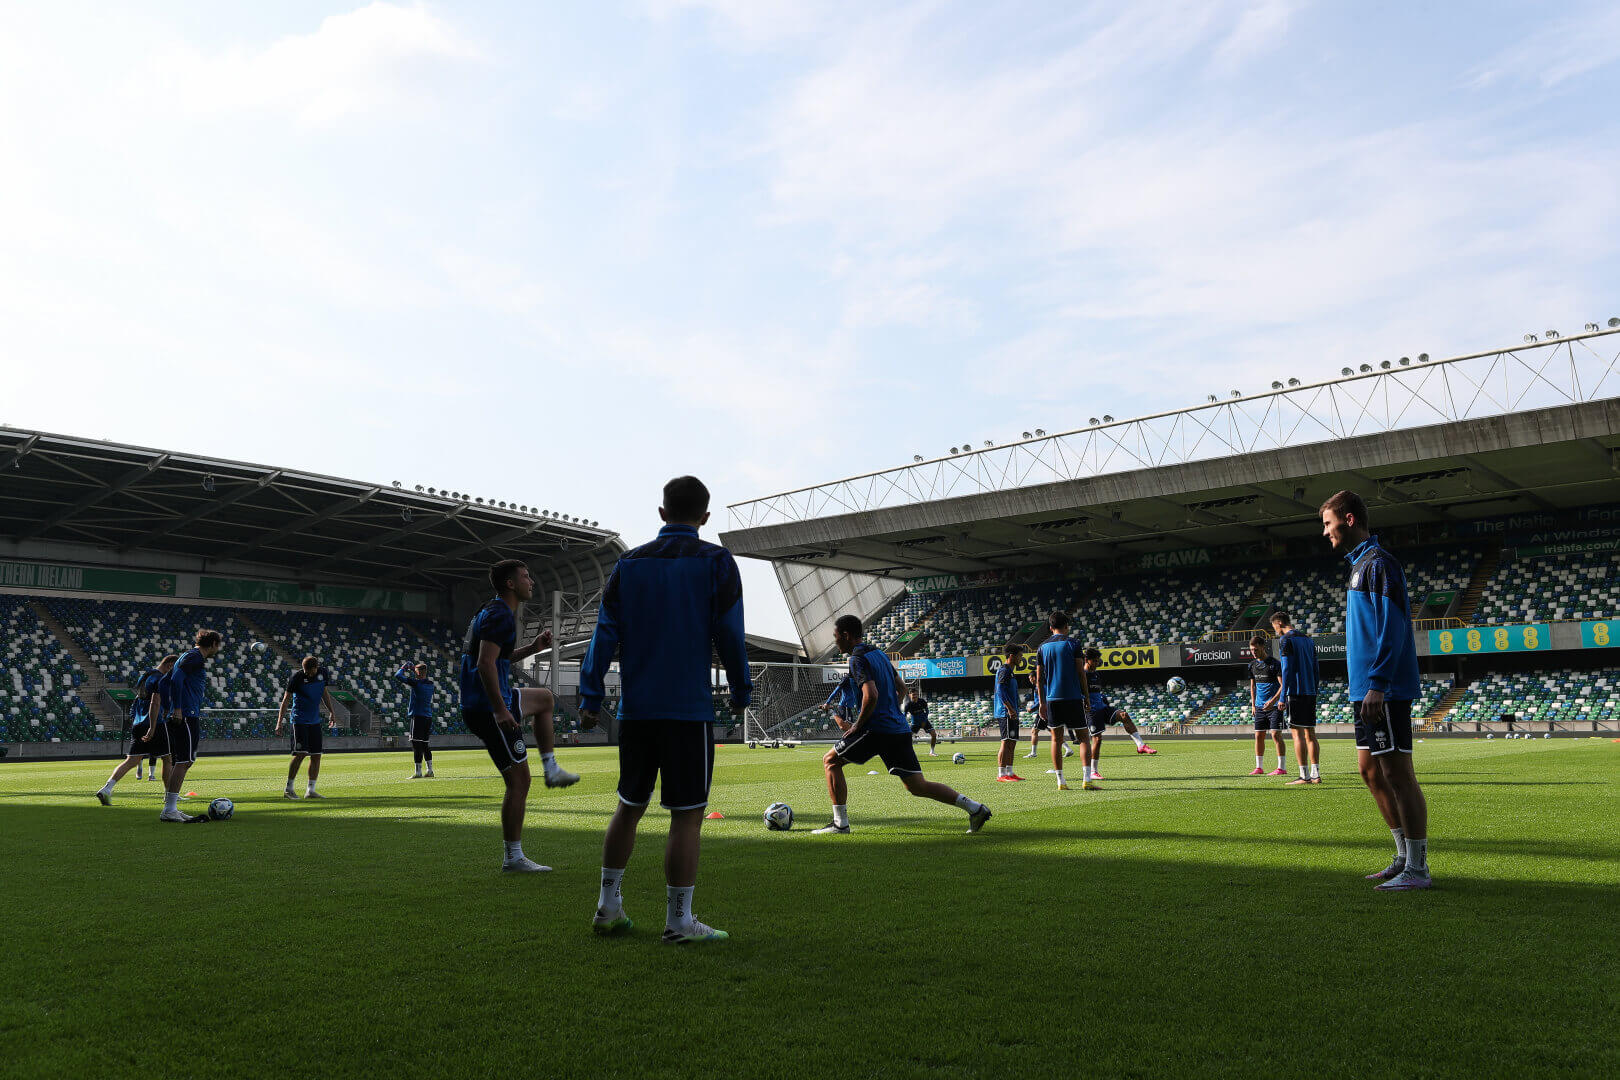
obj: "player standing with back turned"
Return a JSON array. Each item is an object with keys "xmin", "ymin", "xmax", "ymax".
[
  {"xmin": 1321, "ymin": 490, "xmax": 1431, "ymax": 890},
  {"xmin": 581, "ymin": 476, "xmax": 752, "ymax": 943}
]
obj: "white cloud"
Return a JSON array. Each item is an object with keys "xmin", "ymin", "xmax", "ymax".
[
  {"xmin": 131, "ymin": 2, "xmax": 483, "ymax": 129},
  {"xmin": 1468, "ymin": 3, "xmax": 1620, "ymax": 90}
]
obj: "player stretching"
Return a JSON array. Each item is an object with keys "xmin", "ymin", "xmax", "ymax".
[
  {"xmin": 903, "ymin": 688, "xmax": 938, "ymax": 756},
  {"xmin": 1271, "ymin": 611, "xmax": 1321, "ymax": 785},
  {"xmin": 159, "ymin": 630, "xmax": 221, "ymax": 823},
  {"xmin": 394, "ymin": 661, "xmax": 437, "ymax": 777},
  {"xmin": 461, "ymin": 558, "xmax": 579, "ymax": 873},
  {"xmin": 820, "ymin": 675, "xmax": 855, "ymax": 734},
  {"xmin": 813, "ymin": 614, "xmax": 990, "ymax": 835},
  {"xmin": 95, "ymin": 654, "xmax": 176, "ymax": 804},
  {"xmin": 1080, "ymin": 647, "xmax": 1156, "ymax": 779},
  {"xmin": 1246, "ymin": 636, "xmax": 1287, "ymax": 776},
  {"xmin": 1322, "ymin": 490, "xmax": 1431, "ymax": 890},
  {"xmin": 992, "ymin": 646, "xmax": 1025, "ymax": 781},
  {"xmin": 276, "ymin": 657, "xmax": 337, "ymax": 799},
  {"xmin": 1033, "ymin": 612, "xmax": 1094, "ymax": 790},
  {"xmin": 582, "ymin": 476, "xmax": 752, "ymax": 943}
]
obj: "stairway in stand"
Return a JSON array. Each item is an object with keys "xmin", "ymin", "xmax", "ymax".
[
  {"xmin": 1454, "ymin": 544, "xmax": 1502, "ymax": 624},
  {"xmin": 29, "ymin": 599, "xmax": 123, "ymax": 729}
]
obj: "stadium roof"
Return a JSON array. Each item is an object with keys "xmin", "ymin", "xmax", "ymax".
[
  {"xmin": 723, "ymin": 398, "xmax": 1620, "ymax": 577},
  {"xmin": 0, "ymin": 426, "xmax": 623, "ymax": 595}
]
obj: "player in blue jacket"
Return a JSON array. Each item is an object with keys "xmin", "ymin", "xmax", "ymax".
[
  {"xmin": 1322, "ymin": 490, "xmax": 1430, "ymax": 891},
  {"xmin": 95, "ymin": 653, "xmax": 177, "ymax": 804},
  {"xmin": 581, "ymin": 477, "xmax": 753, "ymax": 943},
  {"xmin": 394, "ymin": 661, "xmax": 437, "ymax": 778},
  {"xmin": 820, "ymin": 675, "xmax": 856, "ymax": 734}
]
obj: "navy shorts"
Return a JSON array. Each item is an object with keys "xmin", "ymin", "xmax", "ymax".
[
  {"xmin": 909, "ymin": 717, "xmax": 934, "ymax": 734},
  {"xmin": 996, "ymin": 713, "xmax": 1020, "ymax": 741},
  {"xmin": 617, "ymin": 718, "xmax": 715, "ymax": 810},
  {"xmin": 1047, "ymin": 699, "xmax": 1088, "ymax": 737},
  {"xmin": 291, "ymin": 723, "xmax": 323, "ymax": 755},
  {"xmin": 409, "ymin": 715, "xmax": 432, "ymax": 743},
  {"xmin": 1088, "ymin": 705, "xmax": 1120, "ymax": 737},
  {"xmin": 166, "ymin": 717, "xmax": 201, "ymax": 765},
  {"xmin": 1353, "ymin": 699, "xmax": 1413, "ymax": 756},
  {"xmin": 833, "ymin": 730, "xmax": 922, "ymax": 775},
  {"xmin": 462, "ymin": 705, "xmax": 528, "ymax": 773},
  {"xmin": 1253, "ymin": 706, "xmax": 1286, "ymax": 732},
  {"xmin": 1286, "ymin": 696, "xmax": 1318, "ymax": 729},
  {"xmin": 130, "ymin": 719, "xmax": 169, "ymax": 757}
]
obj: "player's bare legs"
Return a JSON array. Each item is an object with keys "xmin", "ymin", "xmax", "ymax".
[
  {"xmin": 285, "ymin": 753, "xmax": 305, "ymax": 794},
  {"xmin": 499, "ymin": 760, "xmax": 532, "ymax": 843},
  {"xmin": 1358, "ymin": 747, "xmax": 1407, "ymax": 878},
  {"xmin": 665, "ymin": 807, "xmax": 703, "ymax": 888},
  {"xmin": 1026, "ymin": 726, "xmax": 1040, "ymax": 758},
  {"xmin": 898, "ymin": 772, "xmax": 990, "ymax": 832},
  {"xmin": 1120, "ymin": 713, "xmax": 1155, "ymax": 753},
  {"xmin": 519, "ymin": 688, "xmax": 577, "ymax": 787},
  {"xmin": 815, "ymin": 750, "xmax": 852, "ymax": 833},
  {"xmin": 307, "ymin": 753, "xmax": 322, "ymax": 791},
  {"xmin": 1251, "ymin": 730, "xmax": 1267, "ymax": 774}
]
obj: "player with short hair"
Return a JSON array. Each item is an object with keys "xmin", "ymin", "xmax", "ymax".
[
  {"xmin": 394, "ymin": 661, "xmax": 437, "ymax": 778},
  {"xmin": 582, "ymin": 475, "xmax": 753, "ymax": 943},
  {"xmin": 1033, "ymin": 612, "xmax": 1095, "ymax": 790},
  {"xmin": 1270, "ymin": 611, "xmax": 1321, "ymax": 785},
  {"xmin": 903, "ymin": 688, "xmax": 938, "ymax": 756},
  {"xmin": 813, "ymin": 614, "xmax": 990, "ymax": 836},
  {"xmin": 276, "ymin": 656, "xmax": 337, "ymax": 799},
  {"xmin": 1322, "ymin": 490, "xmax": 1431, "ymax": 890},
  {"xmin": 95, "ymin": 654, "xmax": 177, "ymax": 804},
  {"xmin": 461, "ymin": 557, "xmax": 578, "ymax": 873},
  {"xmin": 1247, "ymin": 635, "xmax": 1287, "ymax": 776},
  {"xmin": 992, "ymin": 646, "xmax": 1025, "ymax": 781},
  {"xmin": 158, "ymin": 630, "xmax": 222, "ymax": 823},
  {"xmin": 1080, "ymin": 647, "xmax": 1156, "ymax": 779}
]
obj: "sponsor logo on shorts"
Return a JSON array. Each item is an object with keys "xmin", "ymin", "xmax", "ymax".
[{"xmin": 513, "ymin": 739, "xmax": 526, "ymax": 753}]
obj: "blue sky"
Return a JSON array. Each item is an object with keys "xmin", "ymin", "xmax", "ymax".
[{"xmin": 2, "ymin": 1, "xmax": 1616, "ymax": 640}]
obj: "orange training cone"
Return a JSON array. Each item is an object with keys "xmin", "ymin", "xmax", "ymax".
[{"xmin": 705, "ymin": 811, "xmax": 724, "ymax": 819}]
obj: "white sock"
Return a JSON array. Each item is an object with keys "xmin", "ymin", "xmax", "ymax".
[
  {"xmin": 504, "ymin": 840, "xmax": 524, "ymax": 862},
  {"xmin": 306, "ymin": 783, "xmax": 316, "ymax": 795},
  {"xmin": 99, "ymin": 780, "xmax": 114, "ymax": 796},
  {"xmin": 1299, "ymin": 764, "xmax": 1309, "ymax": 779},
  {"xmin": 1276, "ymin": 753, "xmax": 1286, "ymax": 769},
  {"xmin": 598, "ymin": 867, "xmax": 624, "ymax": 914},
  {"xmin": 1054, "ymin": 770, "xmax": 1064, "ymax": 785},
  {"xmin": 832, "ymin": 804, "xmax": 849, "ymax": 828},
  {"xmin": 666, "ymin": 885, "xmax": 694, "ymax": 932},
  {"xmin": 1391, "ymin": 828, "xmax": 1406, "ymax": 861},
  {"xmin": 1405, "ymin": 838, "xmax": 1428, "ymax": 873},
  {"xmin": 1129, "ymin": 731, "xmax": 1145, "ymax": 749},
  {"xmin": 286, "ymin": 782, "xmax": 295, "ymax": 793},
  {"xmin": 164, "ymin": 792, "xmax": 178, "ymax": 813},
  {"xmin": 954, "ymin": 793, "xmax": 981, "ymax": 814},
  {"xmin": 1255, "ymin": 755, "xmax": 1263, "ymax": 769},
  {"xmin": 1086, "ymin": 766, "xmax": 1099, "ymax": 781},
  {"xmin": 541, "ymin": 751, "xmax": 557, "ymax": 773},
  {"xmin": 1309, "ymin": 763, "xmax": 1319, "ymax": 779}
]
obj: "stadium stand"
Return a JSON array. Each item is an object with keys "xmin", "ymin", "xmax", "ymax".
[
  {"xmin": 1444, "ymin": 667, "xmax": 1620, "ymax": 728},
  {"xmin": 1196, "ymin": 676, "xmax": 1452, "ymax": 727},
  {"xmin": 0, "ymin": 595, "xmax": 95, "ymax": 743},
  {"xmin": 1475, "ymin": 550, "xmax": 1620, "ymax": 624}
]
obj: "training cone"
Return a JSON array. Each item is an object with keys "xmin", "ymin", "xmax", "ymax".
[
  {"xmin": 186, "ymin": 791, "xmax": 198, "ymax": 797},
  {"xmin": 705, "ymin": 811, "xmax": 724, "ymax": 819}
]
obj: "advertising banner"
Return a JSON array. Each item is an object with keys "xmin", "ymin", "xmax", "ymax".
[
  {"xmin": 1182, "ymin": 635, "xmax": 1345, "ymax": 666},
  {"xmin": 907, "ymin": 566, "xmax": 1095, "ymax": 594},
  {"xmin": 1429, "ymin": 624, "xmax": 1551, "ymax": 655},
  {"xmin": 896, "ymin": 656, "xmax": 970, "ymax": 680},
  {"xmin": 1135, "ymin": 548, "xmax": 1211, "ymax": 571},
  {"xmin": 199, "ymin": 577, "xmax": 429, "ymax": 613},
  {"xmin": 979, "ymin": 645, "xmax": 1159, "ymax": 675},
  {"xmin": 1579, "ymin": 620, "xmax": 1619, "ymax": 649},
  {"xmin": 1517, "ymin": 538, "xmax": 1620, "ymax": 558},
  {"xmin": 0, "ymin": 560, "xmax": 175, "ymax": 597}
]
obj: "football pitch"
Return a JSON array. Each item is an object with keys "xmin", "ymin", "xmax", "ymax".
[{"xmin": 2, "ymin": 738, "xmax": 1615, "ymax": 1080}]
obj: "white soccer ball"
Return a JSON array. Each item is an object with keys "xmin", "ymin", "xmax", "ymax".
[
  {"xmin": 250, "ymin": 642, "xmax": 268, "ymax": 654},
  {"xmin": 1166, "ymin": 676, "xmax": 1187, "ymax": 696},
  {"xmin": 1485, "ymin": 733, "xmax": 1494, "ymax": 740},
  {"xmin": 951, "ymin": 752, "xmax": 966, "ymax": 764},
  {"xmin": 763, "ymin": 802, "xmax": 793, "ymax": 831},
  {"xmin": 208, "ymin": 797, "xmax": 234, "ymax": 820}
]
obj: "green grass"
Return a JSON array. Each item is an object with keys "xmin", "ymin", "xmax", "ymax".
[{"xmin": 1, "ymin": 737, "xmax": 1616, "ymax": 1079}]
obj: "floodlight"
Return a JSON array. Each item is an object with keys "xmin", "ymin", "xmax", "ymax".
[
  {"xmin": 1089, "ymin": 417, "xmax": 1099, "ymax": 426},
  {"xmin": 1380, "ymin": 361, "xmax": 1391, "ymax": 369},
  {"xmin": 1341, "ymin": 368, "xmax": 1353, "ymax": 376},
  {"xmin": 1229, "ymin": 390, "xmax": 1241, "ymax": 398},
  {"xmin": 1358, "ymin": 364, "xmax": 1372, "ymax": 373},
  {"xmin": 392, "ymin": 481, "xmax": 401, "ymax": 488},
  {"xmin": 475, "ymin": 497, "xmax": 484, "ymax": 504},
  {"xmin": 1524, "ymin": 333, "xmax": 1537, "ymax": 342},
  {"xmin": 913, "ymin": 455, "xmax": 924, "ymax": 462},
  {"xmin": 1587, "ymin": 323, "xmax": 1601, "ymax": 331},
  {"xmin": 1545, "ymin": 329, "xmax": 1559, "ymax": 338},
  {"xmin": 1287, "ymin": 378, "xmax": 1300, "ymax": 386},
  {"xmin": 983, "ymin": 440, "xmax": 993, "ymax": 448},
  {"xmin": 1021, "ymin": 431, "xmax": 1032, "ymax": 439},
  {"xmin": 1102, "ymin": 415, "xmax": 1113, "ymax": 423},
  {"xmin": 415, "ymin": 485, "xmax": 424, "ymax": 492},
  {"xmin": 401, "ymin": 507, "xmax": 413, "ymax": 523},
  {"xmin": 1271, "ymin": 381, "xmax": 1283, "ymax": 389},
  {"xmin": 202, "ymin": 475, "xmax": 215, "ymax": 493},
  {"xmin": 950, "ymin": 447, "xmax": 959, "ymax": 454},
  {"xmin": 1609, "ymin": 317, "xmax": 1619, "ymax": 328},
  {"xmin": 1034, "ymin": 429, "xmax": 1045, "ymax": 436},
  {"xmin": 1418, "ymin": 353, "xmax": 1429, "ymax": 362},
  {"xmin": 1207, "ymin": 394, "xmax": 1219, "ymax": 402},
  {"xmin": 1399, "ymin": 357, "xmax": 1410, "ymax": 366}
]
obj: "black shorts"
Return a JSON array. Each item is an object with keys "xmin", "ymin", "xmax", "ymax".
[
  {"xmin": 996, "ymin": 713, "xmax": 1020, "ymax": 741},
  {"xmin": 130, "ymin": 719, "xmax": 169, "ymax": 757},
  {"xmin": 1088, "ymin": 706, "xmax": 1119, "ymax": 737},
  {"xmin": 409, "ymin": 715, "xmax": 432, "ymax": 743},
  {"xmin": 1253, "ymin": 706, "xmax": 1286, "ymax": 732},
  {"xmin": 1047, "ymin": 699, "xmax": 1088, "ymax": 736},
  {"xmin": 1285, "ymin": 696, "xmax": 1318, "ymax": 728},
  {"xmin": 909, "ymin": 717, "xmax": 934, "ymax": 734},
  {"xmin": 833, "ymin": 730, "xmax": 922, "ymax": 775},
  {"xmin": 1353, "ymin": 699, "xmax": 1413, "ymax": 756},
  {"xmin": 291, "ymin": 724, "xmax": 323, "ymax": 755},
  {"xmin": 617, "ymin": 718, "xmax": 715, "ymax": 810},
  {"xmin": 462, "ymin": 707, "xmax": 528, "ymax": 772},
  {"xmin": 166, "ymin": 717, "xmax": 200, "ymax": 765}
]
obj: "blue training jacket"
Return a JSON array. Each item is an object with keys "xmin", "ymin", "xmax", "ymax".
[
  {"xmin": 394, "ymin": 666, "xmax": 435, "ymax": 718},
  {"xmin": 847, "ymin": 643, "xmax": 909, "ymax": 734},
  {"xmin": 1276, "ymin": 630, "xmax": 1320, "ymax": 698},
  {"xmin": 579, "ymin": 524, "xmax": 752, "ymax": 723},
  {"xmin": 825, "ymin": 676, "xmax": 856, "ymax": 717},
  {"xmin": 1344, "ymin": 536, "xmax": 1421, "ymax": 701},
  {"xmin": 165, "ymin": 648, "xmax": 208, "ymax": 718}
]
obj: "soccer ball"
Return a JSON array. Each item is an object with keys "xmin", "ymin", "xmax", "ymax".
[
  {"xmin": 1166, "ymin": 676, "xmax": 1187, "ymax": 696},
  {"xmin": 952, "ymin": 752, "xmax": 966, "ymax": 764},
  {"xmin": 250, "ymin": 642, "xmax": 268, "ymax": 654},
  {"xmin": 763, "ymin": 802, "xmax": 793, "ymax": 830},
  {"xmin": 208, "ymin": 797, "xmax": 234, "ymax": 820},
  {"xmin": 1485, "ymin": 733, "xmax": 1494, "ymax": 740}
]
